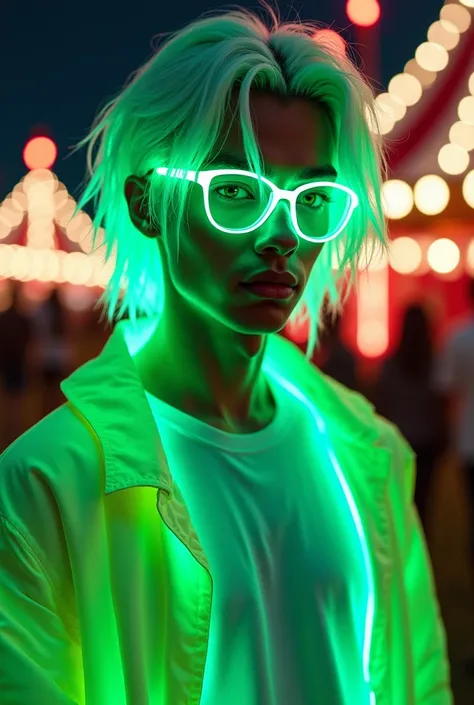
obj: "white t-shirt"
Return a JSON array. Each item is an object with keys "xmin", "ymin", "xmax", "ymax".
[
  {"xmin": 434, "ymin": 315, "xmax": 474, "ymax": 462},
  {"xmin": 145, "ymin": 374, "xmax": 372, "ymax": 705}
]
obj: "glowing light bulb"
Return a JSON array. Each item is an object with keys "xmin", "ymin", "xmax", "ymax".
[
  {"xmin": 381, "ymin": 180, "xmax": 414, "ymax": 219},
  {"xmin": 23, "ymin": 137, "xmax": 57, "ymax": 171},
  {"xmin": 438, "ymin": 143, "xmax": 470, "ymax": 175},
  {"xmin": 346, "ymin": 0, "xmax": 381, "ymax": 27},
  {"xmin": 440, "ymin": 4, "xmax": 471, "ymax": 33},
  {"xmin": 388, "ymin": 73, "xmax": 422, "ymax": 107},
  {"xmin": 415, "ymin": 42, "xmax": 449, "ymax": 72},
  {"xmin": 414, "ymin": 175, "xmax": 450, "ymax": 215},
  {"xmin": 458, "ymin": 96, "xmax": 474, "ymax": 125},
  {"xmin": 390, "ymin": 237, "xmax": 422, "ymax": 274},
  {"xmin": 462, "ymin": 170, "xmax": 474, "ymax": 208},
  {"xmin": 427, "ymin": 239, "xmax": 460, "ymax": 274}
]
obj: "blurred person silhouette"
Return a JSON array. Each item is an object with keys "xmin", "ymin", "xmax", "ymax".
[
  {"xmin": 319, "ymin": 311, "xmax": 358, "ymax": 391},
  {"xmin": 33, "ymin": 287, "xmax": 71, "ymax": 418},
  {"xmin": 375, "ymin": 303, "xmax": 448, "ymax": 542},
  {"xmin": 434, "ymin": 277, "xmax": 474, "ymax": 574},
  {"xmin": 0, "ymin": 281, "xmax": 33, "ymax": 448}
]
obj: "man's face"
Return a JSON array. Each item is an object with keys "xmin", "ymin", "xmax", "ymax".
[{"xmin": 161, "ymin": 92, "xmax": 335, "ymax": 334}]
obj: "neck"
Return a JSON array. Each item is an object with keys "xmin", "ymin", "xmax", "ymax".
[{"xmin": 133, "ymin": 307, "xmax": 276, "ymax": 433}]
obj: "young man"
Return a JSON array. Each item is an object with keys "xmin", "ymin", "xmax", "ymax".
[{"xmin": 0, "ymin": 6, "xmax": 453, "ymax": 704}]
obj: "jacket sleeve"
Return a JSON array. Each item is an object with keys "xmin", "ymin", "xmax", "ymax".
[
  {"xmin": 0, "ymin": 514, "xmax": 84, "ymax": 704},
  {"xmin": 401, "ymin": 449, "xmax": 453, "ymax": 704}
]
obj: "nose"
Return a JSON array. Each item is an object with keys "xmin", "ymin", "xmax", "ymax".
[{"xmin": 253, "ymin": 200, "xmax": 299, "ymax": 257}]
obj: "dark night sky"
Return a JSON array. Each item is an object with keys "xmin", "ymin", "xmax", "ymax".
[{"xmin": 0, "ymin": 0, "xmax": 443, "ymax": 200}]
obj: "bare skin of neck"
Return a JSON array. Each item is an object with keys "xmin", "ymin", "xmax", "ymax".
[{"xmin": 133, "ymin": 312, "xmax": 277, "ymax": 434}]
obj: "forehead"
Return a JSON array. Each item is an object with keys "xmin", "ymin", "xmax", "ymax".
[{"xmin": 220, "ymin": 92, "xmax": 335, "ymax": 169}]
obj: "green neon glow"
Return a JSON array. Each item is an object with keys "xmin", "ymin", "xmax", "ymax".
[
  {"xmin": 155, "ymin": 167, "xmax": 359, "ymax": 243},
  {"xmin": 264, "ymin": 362, "xmax": 376, "ymax": 703},
  {"xmin": 75, "ymin": 6, "xmax": 389, "ymax": 362}
]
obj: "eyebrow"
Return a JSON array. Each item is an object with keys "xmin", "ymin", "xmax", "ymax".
[{"xmin": 205, "ymin": 152, "xmax": 338, "ymax": 180}]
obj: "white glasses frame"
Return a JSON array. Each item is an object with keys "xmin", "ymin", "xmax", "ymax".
[{"xmin": 155, "ymin": 167, "xmax": 359, "ymax": 243}]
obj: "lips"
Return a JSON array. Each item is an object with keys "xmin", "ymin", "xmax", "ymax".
[
  {"xmin": 240, "ymin": 282, "xmax": 296, "ymax": 300},
  {"xmin": 243, "ymin": 270, "xmax": 298, "ymax": 288}
]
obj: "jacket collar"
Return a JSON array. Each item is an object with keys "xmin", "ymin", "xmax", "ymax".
[{"xmin": 61, "ymin": 317, "xmax": 382, "ymax": 496}]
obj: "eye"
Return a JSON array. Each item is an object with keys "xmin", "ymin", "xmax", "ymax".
[
  {"xmin": 213, "ymin": 183, "xmax": 255, "ymax": 201},
  {"xmin": 297, "ymin": 191, "xmax": 333, "ymax": 208}
]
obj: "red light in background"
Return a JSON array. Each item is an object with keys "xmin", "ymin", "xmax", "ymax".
[
  {"xmin": 346, "ymin": 0, "xmax": 381, "ymax": 28},
  {"xmin": 23, "ymin": 136, "xmax": 57, "ymax": 170}
]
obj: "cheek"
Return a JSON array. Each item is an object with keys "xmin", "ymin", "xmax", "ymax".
[
  {"xmin": 166, "ymin": 219, "xmax": 240, "ymax": 296},
  {"xmin": 184, "ymin": 186, "xmax": 252, "ymax": 261},
  {"xmin": 301, "ymin": 243, "xmax": 325, "ymax": 274}
]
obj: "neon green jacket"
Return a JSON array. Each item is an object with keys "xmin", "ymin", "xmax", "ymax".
[{"xmin": 0, "ymin": 320, "xmax": 453, "ymax": 704}]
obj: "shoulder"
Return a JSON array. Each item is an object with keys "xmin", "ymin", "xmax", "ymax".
[
  {"xmin": 316, "ymin": 361, "xmax": 370, "ymax": 413},
  {"xmin": 1, "ymin": 403, "xmax": 100, "ymax": 478},
  {"xmin": 375, "ymin": 409, "xmax": 416, "ymax": 503},
  {"xmin": 0, "ymin": 403, "xmax": 103, "ymax": 541},
  {"xmin": 320, "ymin": 369, "xmax": 415, "ymax": 495}
]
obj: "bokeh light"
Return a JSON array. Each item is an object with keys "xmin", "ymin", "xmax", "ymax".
[
  {"xmin": 427, "ymin": 19, "xmax": 460, "ymax": 51},
  {"xmin": 449, "ymin": 121, "xmax": 474, "ymax": 151},
  {"xmin": 0, "ymin": 160, "xmax": 113, "ymax": 287},
  {"xmin": 415, "ymin": 42, "xmax": 449, "ymax": 72},
  {"xmin": 375, "ymin": 93, "xmax": 407, "ymax": 122},
  {"xmin": 427, "ymin": 238, "xmax": 460, "ymax": 274},
  {"xmin": 462, "ymin": 170, "xmax": 474, "ymax": 208},
  {"xmin": 22, "ymin": 168, "xmax": 57, "ymax": 191},
  {"xmin": 389, "ymin": 237, "xmax": 423, "ymax": 274},
  {"xmin": 381, "ymin": 180, "xmax": 414, "ymax": 219},
  {"xmin": 0, "ymin": 198, "xmax": 24, "ymax": 232},
  {"xmin": 440, "ymin": 3, "xmax": 472, "ymax": 33},
  {"xmin": 414, "ymin": 175, "xmax": 450, "ymax": 215},
  {"xmin": 438, "ymin": 143, "xmax": 470, "ymax": 175},
  {"xmin": 11, "ymin": 185, "xmax": 27, "ymax": 212},
  {"xmin": 388, "ymin": 73, "xmax": 423, "ymax": 107},
  {"xmin": 458, "ymin": 96, "xmax": 474, "ymax": 125},
  {"xmin": 22, "ymin": 137, "xmax": 57, "ymax": 171},
  {"xmin": 346, "ymin": 0, "xmax": 381, "ymax": 27},
  {"xmin": 404, "ymin": 59, "xmax": 437, "ymax": 88},
  {"xmin": 0, "ymin": 243, "xmax": 115, "ymax": 288},
  {"xmin": 357, "ymin": 321, "xmax": 388, "ymax": 357}
]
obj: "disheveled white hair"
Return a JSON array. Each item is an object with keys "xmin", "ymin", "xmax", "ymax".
[{"xmin": 75, "ymin": 2, "xmax": 388, "ymax": 359}]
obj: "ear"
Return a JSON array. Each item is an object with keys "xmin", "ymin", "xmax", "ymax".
[{"xmin": 124, "ymin": 175, "xmax": 161, "ymax": 239}]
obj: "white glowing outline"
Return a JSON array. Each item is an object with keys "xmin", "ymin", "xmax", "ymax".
[
  {"xmin": 264, "ymin": 366, "xmax": 377, "ymax": 703},
  {"xmin": 155, "ymin": 167, "xmax": 359, "ymax": 243}
]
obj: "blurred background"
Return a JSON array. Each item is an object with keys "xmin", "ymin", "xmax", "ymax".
[{"xmin": 1, "ymin": 0, "xmax": 474, "ymax": 701}]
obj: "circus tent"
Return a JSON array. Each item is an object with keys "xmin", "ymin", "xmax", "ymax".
[
  {"xmin": 338, "ymin": 0, "xmax": 474, "ymax": 362},
  {"xmin": 359, "ymin": 0, "xmax": 474, "ymax": 362}
]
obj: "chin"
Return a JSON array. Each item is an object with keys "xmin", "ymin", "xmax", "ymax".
[{"xmin": 232, "ymin": 306, "xmax": 294, "ymax": 335}]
